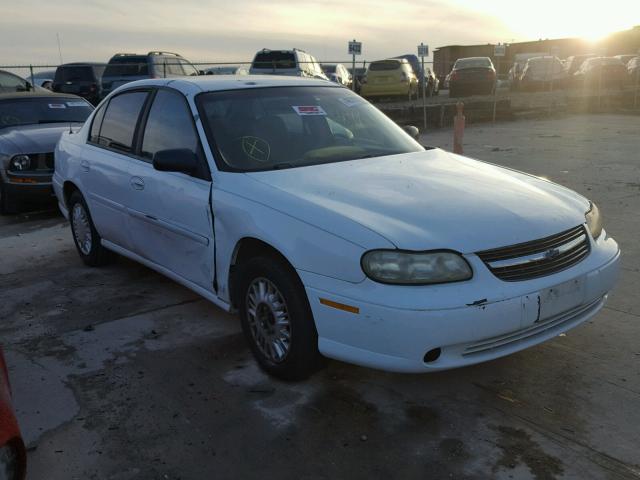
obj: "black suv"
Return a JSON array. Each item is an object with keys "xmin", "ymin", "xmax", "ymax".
[
  {"xmin": 52, "ymin": 63, "xmax": 105, "ymax": 105},
  {"xmin": 101, "ymin": 52, "xmax": 200, "ymax": 99}
]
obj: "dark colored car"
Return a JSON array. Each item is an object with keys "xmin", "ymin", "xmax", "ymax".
[
  {"xmin": 101, "ymin": 51, "xmax": 200, "ymax": 99},
  {"xmin": 564, "ymin": 54, "xmax": 596, "ymax": 76},
  {"xmin": 573, "ymin": 57, "xmax": 629, "ymax": 89},
  {"xmin": 0, "ymin": 92, "xmax": 93, "ymax": 213},
  {"xmin": 0, "ymin": 71, "xmax": 34, "ymax": 94},
  {"xmin": 448, "ymin": 57, "xmax": 496, "ymax": 97},
  {"xmin": 0, "ymin": 347, "xmax": 26, "ymax": 480},
  {"xmin": 52, "ymin": 63, "xmax": 106, "ymax": 105}
]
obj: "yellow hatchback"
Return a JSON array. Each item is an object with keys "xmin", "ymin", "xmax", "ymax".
[{"xmin": 360, "ymin": 59, "xmax": 418, "ymax": 100}]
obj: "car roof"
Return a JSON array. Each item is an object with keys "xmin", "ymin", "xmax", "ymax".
[{"xmin": 114, "ymin": 75, "xmax": 338, "ymax": 94}]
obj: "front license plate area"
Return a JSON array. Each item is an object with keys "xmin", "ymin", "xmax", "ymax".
[{"xmin": 538, "ymin": 276, "xmax": 586, "ymax": 321}]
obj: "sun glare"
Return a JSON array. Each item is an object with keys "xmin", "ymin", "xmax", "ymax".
[{"xmin": 448, "ymin": 0, "xmax": 638, "ymax": 44}]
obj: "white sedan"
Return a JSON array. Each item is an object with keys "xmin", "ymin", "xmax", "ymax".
[{"xmin": 53, "ymin": 76, "xmax": 620, "ymax": 380}]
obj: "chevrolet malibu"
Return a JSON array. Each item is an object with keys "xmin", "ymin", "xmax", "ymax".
[{"xmin": 53, "ymin": 76, "xmax": 620, "ymax": 380}]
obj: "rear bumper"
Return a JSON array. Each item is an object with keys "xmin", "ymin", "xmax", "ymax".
[
  {"xmin": 449, "ymin": 81, "xmax": 494, "ymax": 93},
  {"xmin": 361, "ymin": 83, "xmax": 412, "ymax": 97},
  {"xmin": 302, "ymin": 234, "xmax": 620, "ymax": 373}
]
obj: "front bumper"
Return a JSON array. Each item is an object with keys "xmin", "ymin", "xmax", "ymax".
[
  {"xmin": 3, "ymin": 173, "xmax": 54, "ymax": 200},
  {"xmin": 301, "ymin": 232, "xmax": 620, "ymax": 373}
]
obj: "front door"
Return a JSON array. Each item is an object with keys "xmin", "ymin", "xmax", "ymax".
[{"xmin": 125, "ymin": 89, "xmax": 215, "ymax": 290}]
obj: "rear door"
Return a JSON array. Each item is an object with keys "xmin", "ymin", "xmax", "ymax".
[
  {"xmin": 82, "ymin": 89, "xmax": 150, "ymax": 250},
  {"xmin": 125, "ymin": 88, "xmax": 215, "ymax": 289}
]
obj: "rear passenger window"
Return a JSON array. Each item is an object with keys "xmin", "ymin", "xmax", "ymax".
[
  {"xmin": 141, "ymin": 90, "xmax": 201, "ymax": 162},
  {"xmin": 96, "ymin": 91, "xmax": 147, "ymax": 153}
]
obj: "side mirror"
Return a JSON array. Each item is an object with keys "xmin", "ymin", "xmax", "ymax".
[
  {"xmin": 153, "ymin": 149, "xmax": 199, "ymax": 175},
  {"xmin": 403, "ymin": 125, "xmax": 420, "ymax": 141},
  {"xmin": 198, "ymin": 70, "xmax": 205, "ymax": 76}
]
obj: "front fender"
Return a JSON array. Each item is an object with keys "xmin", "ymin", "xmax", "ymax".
[{"xmin": 213, "ymin": 189, "xmax": 374, "ymax": 303}]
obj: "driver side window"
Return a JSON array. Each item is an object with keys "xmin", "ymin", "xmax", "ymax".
[{"xmin": 141, "ymin": 89, "xmax": 209, "ymax": 180}]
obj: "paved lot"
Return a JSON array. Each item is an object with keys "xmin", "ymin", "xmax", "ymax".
[{"xmin": 1, "ymin": 114, "xmax": 639, "ymax": 479}]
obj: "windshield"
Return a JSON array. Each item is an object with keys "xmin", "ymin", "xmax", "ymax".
[
  {"xmin": 197, "ymin": 86, "xmax": 423, "ymax": 172},
  {"xmin": 252, "ymin": 51, "xmax": 296, "ymax": 69},
  {"xmin": 0, "ymin": 97, "xmax": 93, "ymax": 128}
]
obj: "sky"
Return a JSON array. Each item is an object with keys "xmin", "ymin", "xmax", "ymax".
[{"xmin": 0, "ymin": 0, "xmax": 638, "ymax": 68}]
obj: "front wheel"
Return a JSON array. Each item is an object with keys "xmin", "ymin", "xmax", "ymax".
[
  {"xmin": 237, "ymin": 256, "xmax": 321, "ymax": 380},
  {"xmin": 68, "ymin": 191, "xmax": 114, "ymax": 267}
]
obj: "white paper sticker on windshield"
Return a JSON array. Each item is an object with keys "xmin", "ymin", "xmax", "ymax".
[
  {"xmin": 48, "ymin": 103, "xmax": 67, "ymax": 109},
  {"xmin": 338, "ymin": 97, "xmax": 363, "ymax": 108},
  {"xmin": 292, "ymin": 105, "xmax": 326, "ymax": 116},
  {"xmin": 66, "ymin": 101, "xmax": 86, "ymax": 107}
]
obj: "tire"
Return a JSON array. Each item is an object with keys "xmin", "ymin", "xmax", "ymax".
[
  {"xmin": 0, "ymin": 180, "xmax": 17, "ymax": 214},
  {"xmin": 236, "ymin": 256, "xmax": 321, "ymax": 381},
  {"xmin": 68, "ymin": 190, "xmax": 114, "ymax": 267}
]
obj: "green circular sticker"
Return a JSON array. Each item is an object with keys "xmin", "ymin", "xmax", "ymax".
[{"xmin": 241, "ymin": 136, "xmax": 271, "ymax": 162}]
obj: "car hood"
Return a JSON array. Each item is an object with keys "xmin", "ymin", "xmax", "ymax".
[
  {"xmin": 245, "ymin": 149, "xmax": 590, "ymax": 253},
  {"xmin": 0, "ymin": 124, "xmax": 81, "ymax": 156}
]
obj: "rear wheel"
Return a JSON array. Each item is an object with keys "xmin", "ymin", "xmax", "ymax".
[
  {"xmin": 237, "ymin": 256, "xmax": 321, "ymax": 380},
  {"xmin": 0, "ymin": 180, "xmax": 17, "ymax": 214},
  {"xmin": 68, "ymin": 190, "xmax": 114, "ymax": 267}
]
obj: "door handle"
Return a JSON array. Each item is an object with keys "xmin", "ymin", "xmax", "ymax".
[
  {"xmin": 80, "ymin": 160, "xmax": 90, "ymax": 172},
  {"xmin": 130, "ymin": 176, "xmax": 145, "ymax": 190}
]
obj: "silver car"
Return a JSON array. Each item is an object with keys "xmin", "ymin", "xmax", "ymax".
[{"xmin": 0, "ymin": 92, "xmax": 93, "ymax": 213}]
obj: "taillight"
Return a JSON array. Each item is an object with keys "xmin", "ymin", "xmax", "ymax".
[
  {"xmin": 451, "ymin": 71, "xmax": 459, "ymax": 81},
  {"xmin": 400, "ymin": 71, "xmax": 408, "ymax": 83}
]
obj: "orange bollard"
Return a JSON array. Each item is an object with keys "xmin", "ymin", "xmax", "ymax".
[{"xmin": 453, "ymin": 101, "xmax": 465, "ymax": 154}]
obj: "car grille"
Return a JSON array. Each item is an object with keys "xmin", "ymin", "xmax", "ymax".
[{"xmin": 476, "ymin": 225, "xmax": 590, "ymax": 281}]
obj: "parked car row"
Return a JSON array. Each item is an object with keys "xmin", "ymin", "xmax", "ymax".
[{"xmin": 446, "ymin": 52, "xmax": 639, "ymax": 96}]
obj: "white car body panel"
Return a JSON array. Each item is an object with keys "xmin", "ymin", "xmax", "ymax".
[{"xmin": 53, "ymin": 76, "xmax": 620, "ymax": 373}]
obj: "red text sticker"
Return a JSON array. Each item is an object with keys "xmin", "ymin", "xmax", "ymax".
[{"xmin": 292, "ymin": 105, "xmax": 327, "ymax": 116}]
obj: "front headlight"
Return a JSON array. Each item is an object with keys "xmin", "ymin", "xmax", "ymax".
[
  {"xmin": 585, "ymin": 202, "xmax": 602, "ymax": 239},
  {"xmin": 9, "ymin": 155, "xmax": 31, "ymax": 171},
  {"xmin": 361, "ymin": 250, "xmax": 473, "ymax": 285}
]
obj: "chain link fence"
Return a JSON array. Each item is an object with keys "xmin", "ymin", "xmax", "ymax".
[{"xmin": 2, "ymin": 57, "xmax": 639, "ymax": 128}]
